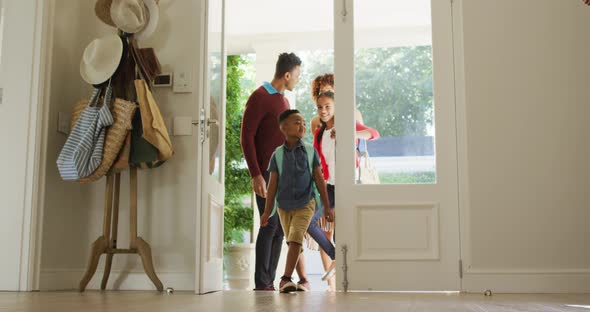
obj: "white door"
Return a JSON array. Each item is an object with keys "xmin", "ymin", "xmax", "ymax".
[
  {"xmin": 0, "ymin": 0, "xmax": 47, "ymax": 290},
  {"xmin": 197, "ymin": 0, "xmax": 226, "ymax": 294},
  {"xmin": 334, "ymin": 0, "xmax": 460, "ymax": 291}
]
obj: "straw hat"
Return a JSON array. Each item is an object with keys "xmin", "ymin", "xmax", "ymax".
[
  {"xmin": 95, "ymin": 0, "xmax": 116, "ymax": 27},
  {"xmin": 80, "ymin": 34, "xmax": 124, "ymax": 85},
  {"xmin": 95, "ymin": 0, "xmax": 160, "ymax": 34},
  {"xmin": 95, "ymin": 0, "xmax": 148, "ymax": 33},
  {"xmin": 136, "ymin": 0, "xmax": 159, "ymax": 41}
]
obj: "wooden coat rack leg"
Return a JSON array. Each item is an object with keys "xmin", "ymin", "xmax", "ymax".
[{"xmin": 79, "ymin": 168, "xmax": 163, "ymax": 292}]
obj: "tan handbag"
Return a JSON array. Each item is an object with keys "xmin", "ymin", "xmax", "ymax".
[
  {"xmin": 134, "ymin": 79, "xmax": 173, "ymax": 161},
  {"xmin": 70, "ymin": 96, "xmax": 136, "ymax": 182},
  {"xmin": 129, "ymin": 37, "xmax": 174, "ymax": 162},
  {"xmin": 357, "ymin": 139, "xmax": 381, "ymax": 184}
]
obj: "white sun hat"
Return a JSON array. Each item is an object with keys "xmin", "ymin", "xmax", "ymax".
[
  {"xmin": 136, "ymin": 0, "xmax": 159, "ymax": 41},
  {"xmin": 110, "ymin": 0, "xmax": 148, "ymax": 34},
  {"xmin": 80, "ymin": 34, "xmax": 124, "ymax": 85}
]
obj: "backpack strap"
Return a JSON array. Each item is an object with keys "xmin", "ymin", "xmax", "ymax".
[
  {"xmin": 304, "ymin": 143, "xmax": 314, "ymax": 173},
  {"xmin": 304, "ymin": 143, "xmax": 323, "ymax": 216},
  {"xmin": 275, "ymin": 145, "xmax": 284, "ymax": 176},
  {"xmin": 270, "ymin": 146, "xmax": 284, "ymax": 216}
]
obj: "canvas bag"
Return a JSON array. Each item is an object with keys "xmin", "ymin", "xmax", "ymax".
[
  {"xmin": 128, "ymin": 37, "xmax": 174, "ymax": 168},
  {"xmin": 357, "ymin": 139, "xmax": 380, "ymax": 184},
  {"xmin": 57, "ymin": 88, "xmax": 114, "ymax": 180},
  {"xmin": 134, "ymin": 79, "xmax": 173, "ymax": 161},
  {"xmin": 129, "ymin": 109, "xmax": 165, "ymax": 169},
  {"xmin": 69, "ymin": 94, "xmax": 137, "ymax": 182}
]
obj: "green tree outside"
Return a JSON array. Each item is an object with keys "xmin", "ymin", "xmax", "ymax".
[
  {"xmin": 294, "ymin": 46, "xmax": 433, "ymax": 138},
  {"xmin": 224, "ymin": 55, "xmax": 255, "ymax": 246}
]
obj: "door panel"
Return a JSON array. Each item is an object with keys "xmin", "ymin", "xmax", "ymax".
[
  {"xmin": 198, "ymin": 0, "xmax": 226, "ymax": 294},
  {"xmin": 334, "ymin": 0, "xmax": 460, "ymax": 291}
]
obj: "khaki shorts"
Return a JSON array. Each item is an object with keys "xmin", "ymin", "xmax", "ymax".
[{"xmin": 277, "ymin": 198, "xmax": 315, "ymax": 249}]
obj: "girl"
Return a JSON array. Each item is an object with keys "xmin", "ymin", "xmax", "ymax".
[{"xmin": 311, "ymin": 74, "xmax": 379, "ymax": 291}]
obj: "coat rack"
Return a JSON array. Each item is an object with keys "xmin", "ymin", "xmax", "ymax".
[
  {"xmin": 78, "ymin": 168, "xmax": 163, "ymax": 292},
  {"xmin": 72, "ymin": 0, "xmax": 169, "ymax": 292}
]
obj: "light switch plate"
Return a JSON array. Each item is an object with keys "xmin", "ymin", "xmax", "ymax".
[
  {"xmin": 173, "ymin": 116, "xmax": 193, "ymax": 136},
  {"xmin": 173, "ymin": 70, "xmax": 192, "ymax": 93},
  {"xmin": 57, "ymin": 112, "xmax": 71, "ymax": 134}
]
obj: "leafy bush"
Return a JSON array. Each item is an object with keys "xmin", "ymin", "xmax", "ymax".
[{"xmin": 224, "ymin": 55, "xmax": 254, "ymax": 246}]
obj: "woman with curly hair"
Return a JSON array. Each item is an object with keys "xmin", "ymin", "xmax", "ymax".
[
  {"xmin": 307, "ymin": 73, "xmax": 379, "ymax": 291},
  {"xmin": 310, "ymin": 74, "xmax": 364, "ymax": 132}
]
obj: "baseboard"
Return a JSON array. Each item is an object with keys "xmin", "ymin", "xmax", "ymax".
[
  {"xmin": 40, "ymin": 269, "xmax": 194, "ymax": 291},
  {"xmin": 462, "ymin": 269, "xmax": 590, "ymax": 293}
]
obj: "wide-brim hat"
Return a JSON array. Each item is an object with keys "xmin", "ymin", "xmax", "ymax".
[
  {"xmin": 110, "ymin": 0, "xmax": 148, "ymax": 34},
  {"xmin": 95, "ymin": 0, "xmax": 160, "ymax": 32},
  {"xmin": 80, "ymin": 34, "xmax": 124, "ymax": 85},
  {"xmin": 95, "ymin": 0, "xmax": 116, "ymax": 27},
  {"xmin": 136, "ymin": 0, "xmax": 159, "ymax": 41}
]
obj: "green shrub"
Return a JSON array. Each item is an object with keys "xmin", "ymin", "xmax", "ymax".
[{"xmin": 224, "ymin": 55, "xmax": 254, "ymax": 246}]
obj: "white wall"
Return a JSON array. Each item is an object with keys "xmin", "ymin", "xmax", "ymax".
[
  {"xmin": 458, "ymin": 0, "xmax": 590, "ymax": 293},
  {"xmin": 40, "ymin": 0, "xmax": 203, "ymax": 291}
]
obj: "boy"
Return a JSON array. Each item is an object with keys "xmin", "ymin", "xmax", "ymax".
[{"xmin": 260, "ymin": 109, "xmax": 333, "ymax": 293}]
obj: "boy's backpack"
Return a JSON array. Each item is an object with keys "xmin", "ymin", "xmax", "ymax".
[{"xmin": 270, "ymin": 143, "xmax": 322, "ymax": 217}]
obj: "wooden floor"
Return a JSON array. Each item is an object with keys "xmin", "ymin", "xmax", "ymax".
[{"xmin": 1, "ymin": 291, "xmax": 590, "ymax": 312}]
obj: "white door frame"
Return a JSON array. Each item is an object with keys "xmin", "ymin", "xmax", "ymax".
[
  {"xmin": 195, "ymin": 0, "xmax": 227, "ymax": 294},
  {"xmin": 451, "ymin": 0, "xmax": 470, "ymax": 292},
  {"xmin": 0, "ymin": 0, "xmax": 53, "ymax": 291},
  {"xmin": 194, "ymin": 0, "xmax": 207, "ymax": 295}
]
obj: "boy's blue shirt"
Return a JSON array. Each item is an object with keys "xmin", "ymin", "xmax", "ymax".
[{"xmin": 267, "ymin": 140, "xmax": 321, "ymax": 211}]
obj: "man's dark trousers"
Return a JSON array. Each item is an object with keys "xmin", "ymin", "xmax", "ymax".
[{"xmin": 254, "ymin": 172, "xmax": 284, "ymax": 289}]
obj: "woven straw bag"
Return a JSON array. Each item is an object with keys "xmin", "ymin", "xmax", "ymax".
[{"xmin": 70, "ymin": 96, "xmax": 136, "ymax": 182}]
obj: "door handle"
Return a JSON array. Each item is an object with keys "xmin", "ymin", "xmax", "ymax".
[{"xmin": 193, "ymin": 119, "xmax": 218, "ymax": 126}]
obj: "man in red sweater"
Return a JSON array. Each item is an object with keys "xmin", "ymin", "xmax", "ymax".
[{"xmin": 240, "ymin": 53, "xmax": 302, "ymax": 290}]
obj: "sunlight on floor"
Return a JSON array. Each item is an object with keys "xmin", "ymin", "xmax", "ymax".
[{"xmin": 567, "ymin": 304, "xmax": 590, "ymax": 309}]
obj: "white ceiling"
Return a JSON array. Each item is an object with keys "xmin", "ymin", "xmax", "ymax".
[{"xmin": 225, "ymin": 0, "xmax": 433, "ymax": 54}]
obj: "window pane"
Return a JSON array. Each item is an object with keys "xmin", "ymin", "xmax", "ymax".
[
  {"xmin": 354, "ymin": 0, "xmax": 436, "ymax": 184},
  {"xmin": 208, "ymin": 0, "xmax": 223, "ymax": 181}
]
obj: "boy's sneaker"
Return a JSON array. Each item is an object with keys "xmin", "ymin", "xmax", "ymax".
[
  {"xmin": 296, "ymin": 279, "xmax": 310, "ymax": 292},
  {"xmin": 321, "ymin": 261, "xmax": 337, "ymax": 281},
  {"xmin": 279, "ymin": 276, "xmax": 297, "ymax": 293}
]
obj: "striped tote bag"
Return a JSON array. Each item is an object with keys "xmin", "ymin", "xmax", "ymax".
[{"xmin": 57, "ymin": 87, "xmax": 114, "ymax": 180}]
